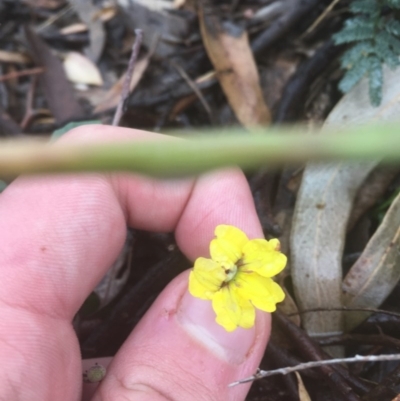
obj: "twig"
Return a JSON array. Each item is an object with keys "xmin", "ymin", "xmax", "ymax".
[
  {"xmin": 170, "ymin": 60, "xmax": 214, "ymax": 124},
  {"xmin": 289, "ymin": 307, "xmax": 400, "ymax": 320},
  {"xmin": 20, "ymin": 76, "xmax": 39, "ymax": 130},
  {"xmin": 273, "ymin": 312, "xmax": 364, "ymax": 400},
  {"xmin": 229, "ymin": 353, "xmax": 400, "ymax": 387},
  {"xmin": 301, "ymin": 0, "xmax": 342, "ymax": 37},
  {"xmin": 112, "ymin": 29, "xmax": 143, "ymax": 126},
  {"xmin": 37, "ymin": 5, "xmax": 73, "ymax": 32},
  {"xmin": 0, "ymin": 67, "xmax": 44, "ymax": 82},
  {"xmin": 318, "ymin": 333, "xmax": 400, "ymax": 350}
]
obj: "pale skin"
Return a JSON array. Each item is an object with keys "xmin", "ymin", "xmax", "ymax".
[{"xmin": 0, "ymin": 125, "xmax": 272, "ymax": 401}]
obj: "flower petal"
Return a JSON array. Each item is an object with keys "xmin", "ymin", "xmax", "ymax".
[
  {"xmin": 210, "ymin": 225, "xmax": 249, "ymax": 265},
  {"xmin": 235, "ymin": 272, "xmax": 285, "ymax": 312},
  {"xmin": 189, "ymin": 257, "xmax": 225, "ymax": 300},
  {"xmin": 212, "ymin": 285, "xmax": 255, "ymax": 331},
  {"xmin": 241, "ymin": 239, "xmax": 287, "ymax": 277},
  {"xmin": 233, "ymin": 287, "xmax": 256, "ymax": 329}
]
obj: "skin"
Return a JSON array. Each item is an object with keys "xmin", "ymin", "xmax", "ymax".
[{"xmin": 0, "ymin": 125, "xmax": 271, "ymax": 401}]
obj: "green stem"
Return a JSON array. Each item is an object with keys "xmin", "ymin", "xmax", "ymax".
[{"xmin": 0, "ymin": 124, "xmax": 399, "ymax": 178}]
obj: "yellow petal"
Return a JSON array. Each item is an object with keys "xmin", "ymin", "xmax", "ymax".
[
  {"xmin": 241, "ymin": 239, "xmax": 287, "ymax": 278},
  {"xmin": 235, "ymin": 272, "xmax": 285, "ymax": 312},
  {"xmin": 233, "ymin": 286, "xmax": 256, "ymax": 329},
  {"xmin": 210, "ymin": 225, "xmax": 249, "ymax": 265},
  {"xmin": 189, "ymin": 258, "xmax": 225, "ymax": 300},
  {"xmin": 212, "ymin": 285, "xmax": 255, "ymax": 331}
]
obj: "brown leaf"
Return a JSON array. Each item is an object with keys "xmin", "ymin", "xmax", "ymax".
[
  {"xmin": 22, "ymin": 0, "xmax": 66, "ymax": 9},
  {"xmin": 198, "ymin": 8, "xmax": 271, "ymax": 127},
  {"xmin": 0, "ymin": 50, "xmax": 31, "ymax": 64},
  {"xmin": 24, "ymin": 26, "xmax": 84, "ymax": 125},
  {"xmin": 295, "ymin": 372, "xmax": 312, "ymax": 401}
]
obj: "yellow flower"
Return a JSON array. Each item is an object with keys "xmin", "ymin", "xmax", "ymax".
[{"xmin": 188, "ymin": 225, "xmax": 287, "ymax": 332}]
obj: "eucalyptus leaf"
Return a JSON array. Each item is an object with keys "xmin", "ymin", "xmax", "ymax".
[
  {"xmin": 290, "ymin": 58, "xmax": 400, "ymax": 345},
  {"xmin": 290, "ymin": 161, "xmax": 377, "ymax": 338},
  {"xmin": 343, "ymin": 191, "xmax": 400, "ymax": 330}
]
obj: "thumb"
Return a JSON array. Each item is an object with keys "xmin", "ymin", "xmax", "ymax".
[{"xmin": 91, "ymin": 270, "xmax": 271, "ymax": 401}]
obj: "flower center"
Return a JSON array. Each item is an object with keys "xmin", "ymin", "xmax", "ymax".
[{"xmin": 223, "ymin": 264, "xmax": 238, "ymax": 283}]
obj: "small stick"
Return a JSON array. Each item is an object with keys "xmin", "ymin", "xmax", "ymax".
[
  {"xmin": 288, "ymin": 306, "xmax": 400, "ymax": 320},
  {"xmin": 229, "ymin": 353, "xmax": 400, "ymax": 387},
  {"xmin": 20, "ymin": 76, "xmax": 39, "ymax": 130},
  {"xmin": 301, "ymin": 0, "xmax": 342, "ymax": 37},
  {"xmin": 170, "ymin": 60, "xmax": 213, "ymax": 123},
  {"xmin": 112, "ymin": 29, "xmax": 143, "ymax": 126},
  {"xmin": 0, "ymin": 67, "xmax": 44, "ymax": 82}
]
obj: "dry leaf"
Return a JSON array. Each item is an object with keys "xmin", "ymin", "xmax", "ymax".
[
  {"xmin": 24, "ymin": 26, "xmax": 84, "ymax": 125},
  {"xmin": 290, "ymin": 63, "xmax": 400, "ymax": 344},
  {"xmin": 63, "ymin": 52, "xmax": 103, "ymax": 86},
  {"xmin": 0, "ymin": 50, "xmax": 31, "ymax": 64},
  {"xmin": 22, "ymin": 0, "xmax": 66, "ymax": 9},
  {"xmin": 343, "ymin": 191, "xmax": 400, "ymax": 330},
  {"xmin": 291, "ymin": 160, "xmax": 377, "ymax": 340},
  {"xmin": 69, "ymin": 0, "xmax": 105, "ymax": 62},
  {"xmin": 60, "ymin": 23, "xmax": 88, "ymax": 35},
  {"xmin": 92, "ymin": 6, "xmax": 117, "ymax": 22},
  {"xmin": 93, "ymin": 55, "xmax": 149, "ymax": 113},
  {"xmin": 295, "ymin": 372, "xmax": 312, "ymax": 401},
  {"xmin": 119, "ymin": 0, "xmax": 174, "ymax": 11},
  {"xmin": 173, "ymin": 0, "xmax": 186, "ymax": 7},
  {"xmin": 198, "ymin": 8, "xmax": 271, "ymax": 127}
]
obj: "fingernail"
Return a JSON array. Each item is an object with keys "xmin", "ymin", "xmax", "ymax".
[{"xmin": 177, "ymin": 291, "xmax": 256, "ymax": 365}]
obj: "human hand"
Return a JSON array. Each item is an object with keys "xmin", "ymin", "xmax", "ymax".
[{"xmin": 0, "ymin": 125, "xmax": 271, "ymax": 401}]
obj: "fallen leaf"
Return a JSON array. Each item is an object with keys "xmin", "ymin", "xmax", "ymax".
[
  {"xmin": 22, "ymin": 0, "xmax": 66, "ymax": 9},
  {"xmin": 24, "ymin": 26, "xmax": 84, "ymax": 125},
  {"xmin": 295, "ymin": 372, "xmax": 312, "ymax": 401},
  {"xmin": 69, "ymin": 0, "xmax": 105, "ymax": 62},
  {"xmin": 290, "ymin": 63, "xmax": 400, "ymax": 343},
  {"xmin": 173, "ymin": 0, "xmax": 186, "ymax": 7},
  {"xmin": 343, "ymin": 190, "xmax": 400, "ymax": 330},
  {"xmin": 347, "ymin": 166, "xmax": 400, "ymax": 231},
  {"xmin": 198, "ymin": 8, "xmax": 271, "ymax": 127},
  {"xmin": 93, "ymin": 6, "xmax": 118, "ymax": 22},
  {"xmin": 60, "ymin": 23, "xmax": 88, "ymax": 36},
  {"xmin": 0, "ymin": 50, "xmax": 31, "ymax": 64},
  {"xmin": 120, "ymin": 0, "xmax": 174, "ymax": 11},
  {"xmin": 63, "ymin": 52, "xmax": 103, "ymax": 86},
  {"xmin": 291, "ymin": 160, "xmax": 377, "ymax": 340}
]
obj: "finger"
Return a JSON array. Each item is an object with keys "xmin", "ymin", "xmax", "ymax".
[
  {"xmin": 0, "ymin": 125, "xmax": 263, "ymax": 400},
  {"xmin": 0, "ymin": 124, "xmax": 262, "ymax": 318},
  {"xmin": 91, "ymin": 271, "xmax": 271, "ymax": 401}
]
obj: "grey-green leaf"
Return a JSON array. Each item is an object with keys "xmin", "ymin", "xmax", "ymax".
[{"xmin": 343, "ymin": 191, "xmax": 400, "ymax": 330}]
